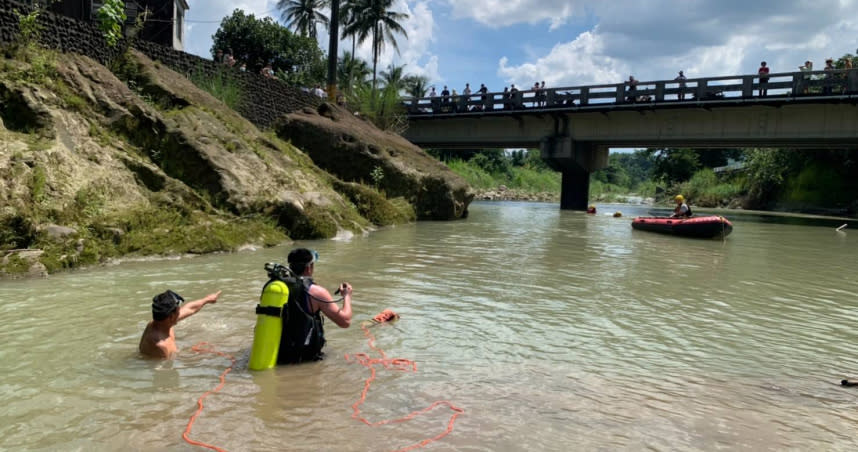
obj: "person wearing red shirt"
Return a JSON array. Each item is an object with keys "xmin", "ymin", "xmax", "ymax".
[{"xmin": 758, "ymin": 61, "xmax": 770, "ymax": 97}]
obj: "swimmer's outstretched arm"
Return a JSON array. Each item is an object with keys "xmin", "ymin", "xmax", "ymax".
[{"xmin": 178, "ymin": 291, "xmax": 221, "ymax": 321}]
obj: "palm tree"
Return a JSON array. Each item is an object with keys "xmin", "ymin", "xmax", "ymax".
[
  {"xmin": 403, "ymin": 74, "xmax": 429, "ymax": 98},
  {"xmin": 380, "ymin": 63, "xmax": 407, "ymax": 93},
  {"xmin": 342, "ymin": 0, "xmax": 409, "ymax": 90},
  {"xmin": 338, "ymin": 51, "xmax": 371, "ymax": 94},
  {"xmin": 277, "ymin": 0, "xmax": 330, "ymax": 40},
  {"xmin": 339, "ymin": 0, "xmax": 361, "ymax": 55}
]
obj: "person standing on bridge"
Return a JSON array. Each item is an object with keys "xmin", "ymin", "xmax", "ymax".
[
  {"xmin": 478, "ymin": 83, "xmax": 488, "ymax": 110},
  {"xmin": 441, "ymin": 85, "xmax": 451, "ymax": 110},
  {"xmin": 823, "ymin": 58, "xmax": 835, "ymax": 95},
  {"xmin": 675, "ymin": 71, "xmax": 687, "ymax": 100},
  {"xmin": 532, "ymin": 82, "xmax": 541, "ymax": 107},
  {"xmin": 799, "ymin": 60, "xmax": 813, "ymax": 94},
  {"xmin": 510, "ymin": 84, "xmax": 520, "ymax": 109},
  {"xmin": 758, "ymin": 62, "xmax": 770, "ymax": 97},
  {"xmin": 626, "ymin": 76, "xmax": 639, "ymax": 103}
]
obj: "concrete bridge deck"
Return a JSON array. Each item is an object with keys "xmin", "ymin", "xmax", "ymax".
[{"xmin": 401, "ymin": 69, "xmax": 858, "ymax": 210}]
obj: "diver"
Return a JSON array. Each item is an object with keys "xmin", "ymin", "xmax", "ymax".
[
  {"xmin": 139, "ymin": 290, "xmax": 221, "ymax": 359},
  {"xmin": 671, "ymin": 194, "xmax": 693, "ymax": 218},
  {"xmin": 280, "ymin": 248, "xmax": 353, "ymax": 364}
]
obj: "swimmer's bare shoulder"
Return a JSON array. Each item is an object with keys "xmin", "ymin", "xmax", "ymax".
[{"xmin": 139, "ymin": 322, "xmax": 176, "ymax": 359}]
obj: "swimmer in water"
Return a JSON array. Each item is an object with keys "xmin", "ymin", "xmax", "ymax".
[{"xmin": 139, "ymin": 290, "xmax": 221, "ymax": 359}]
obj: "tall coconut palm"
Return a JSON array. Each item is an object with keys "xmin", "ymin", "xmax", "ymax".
[
  {"xmin": 339, "ymin": 0, "xmax": 361, "ymax": 55},
  {"xmin": 277, "ymin": 0, "xmax": 330, "ymax": 40},
  {"xmin": 342, "ymin": 0, "xmax": 409, "ymax": 90}
]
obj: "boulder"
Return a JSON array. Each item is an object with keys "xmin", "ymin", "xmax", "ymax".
[
  {"xmin": 41, "ymin": 224, "xmax": 78, "ymax": 239},
  {"xmin": 275, "ymin": 103, "xmax": 473, "ymax": 220}
]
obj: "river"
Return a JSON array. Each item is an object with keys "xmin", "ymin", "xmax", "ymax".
[{"xmin": 1, "ymin": 202, "xmax": 857, "ymax": 451}]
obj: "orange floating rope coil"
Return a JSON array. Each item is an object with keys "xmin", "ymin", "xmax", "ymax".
[
  {"xmin": 345, "ymin": 310, "xmax": 465, "ymax": 452},
  {"xmin": 183, "ymin": 342, "xmax": 236, "ymax": 452},
  {"xmin": 372, "ymin": 309, "xmax": 399, "ymax": 323}
]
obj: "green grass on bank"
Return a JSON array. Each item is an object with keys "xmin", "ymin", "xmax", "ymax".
[
  {"xmin": 672, "ymin": 169, "xmax": 745, "ymax": 207},
  {"xmin": 445, "ymin": 159, "xmax": 560, "ymax": 192},
  {"xmin": 445, "ymin": 156, "xmax": 747, "ymax": 208},
  {"xmin": 189, "ymin": 67, "xmax": 243, "ymax": 111}
]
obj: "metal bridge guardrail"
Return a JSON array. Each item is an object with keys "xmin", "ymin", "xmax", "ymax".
[{"xmin": 404, "ymin": 69, "xmax": 858, "ymax": 116}]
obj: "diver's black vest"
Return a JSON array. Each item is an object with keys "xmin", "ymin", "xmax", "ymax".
[
  {"xmin": 271, "ymin": 276, "xmax": 326, "ymax": 364},
  {"xmin": 684, "ymin": 204, "xmax": 693, "ymax": 217}
]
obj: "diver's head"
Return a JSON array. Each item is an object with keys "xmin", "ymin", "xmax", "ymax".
[
  {"xmin": 674, "ymin": 194, "xmax": 685, "ymax": 204},
  {"xmin": 288, "ymin": 248, "xmax": 319, "ymax": 276},
  {"xmin": 152, "ymin": 290, "xmax": 184, "ymax": 323}
]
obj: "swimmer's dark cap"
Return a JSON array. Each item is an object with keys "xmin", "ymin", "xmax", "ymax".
[{"xmin": 152, "ymin": 290, "xmax": 184, "ymax": 318}]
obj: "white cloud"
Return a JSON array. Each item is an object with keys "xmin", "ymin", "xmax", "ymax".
[
  {"xmin": 498, "ymin": 31, "xmax": 626, "ymax": 87},
  {"xmin": 181, "ymin": 0, "xmax": 858, "ymax": 94},
  {"xmin": 493, "ymin": 0, "xmax": 858, "ymax": 88},
  {"xmin": 349, "ymin": 1, "xmax": 439, "ymax": 82},
  {"xmin": 445, "ymin": 0, "xmax": 585, "ymax": 29}
]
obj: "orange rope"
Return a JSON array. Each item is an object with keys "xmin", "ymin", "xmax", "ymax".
[
  {"xmin": 182, "ymin": 342, "xmax": 236, "ymax": 452},
  {"xmin": 345, "ymin": 321, "xmax": 465, "ymax": 452}
]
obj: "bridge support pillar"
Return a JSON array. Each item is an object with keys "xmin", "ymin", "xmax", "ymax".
[{"xmin": 540, "ymin": 137, "xmax": 609, "ymax": 210}]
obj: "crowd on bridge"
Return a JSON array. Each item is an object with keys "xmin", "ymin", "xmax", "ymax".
[
  {"xmin": 424, "ymin": 80, "xmax": 570, "ymax": 114},
  {"xmin": 412, "ymin": 52, "xmax": 857, "ymax": 115}
]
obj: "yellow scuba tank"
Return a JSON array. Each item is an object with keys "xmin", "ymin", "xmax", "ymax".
[{"xmin": 249, "ymin": 264, "xmax": 291, "ymax": 370}]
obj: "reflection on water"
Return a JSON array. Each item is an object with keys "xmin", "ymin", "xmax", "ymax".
[{"xmin": 1, "ymin": 201, "xmax": 857, "ymax": 451}]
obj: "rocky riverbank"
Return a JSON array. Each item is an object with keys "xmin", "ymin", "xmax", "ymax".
[
  {"xmin": 0, "ymin": 47, "xmax": 473, "ymax": 277},
  {"xmin": 474, "ymin": 186, "xmax": 559, "ymax": 202}
]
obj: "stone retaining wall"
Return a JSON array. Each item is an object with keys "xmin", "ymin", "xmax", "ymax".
[{"xmin": 0, "ymin": 0, "xmax": 320, "ymax": 129}]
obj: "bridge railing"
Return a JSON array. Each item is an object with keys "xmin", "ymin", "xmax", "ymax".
[{"xmin": 404, "ymin": 69, "xmax": 858, "ymax": 115}]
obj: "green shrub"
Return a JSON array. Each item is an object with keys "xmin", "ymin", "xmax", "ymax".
[
  {"xmin": 189, "ymin": 67, "xmax": 243, "ymax": 110},
  {"xmin": 346, "ymin": 83, "xmax": 407, "ymax": 132},
  {"xmin": 97, "ymin": 0, "xmax": 127, "ymax": 48},
  {"xmin": 674, "ymin": 168, "xmax": 744, "ymax": 207},
  {"xmin": 445, "ymin": 159, "xmax": 496, "ymax": 189},
  {"xmin": 783, "ymin": 163, "xmax": 847, "ymax": 205}
]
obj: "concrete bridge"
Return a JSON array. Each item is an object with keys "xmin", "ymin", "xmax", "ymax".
[{"xmin": 403, "ymin": 69, "xmax": 858, "ymax": 209}]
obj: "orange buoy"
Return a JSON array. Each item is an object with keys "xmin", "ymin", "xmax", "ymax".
[{"xmin": 372, "ymin": 309, "xmax": 399, "ymax": 323}]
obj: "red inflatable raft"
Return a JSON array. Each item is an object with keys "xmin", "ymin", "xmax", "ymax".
[{"xmin": 631, "ymin": 215, "xmax": 733, "ymax": 238}]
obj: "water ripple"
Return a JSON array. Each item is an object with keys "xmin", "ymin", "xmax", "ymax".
[{"xmin": 1, "ymin": 203, "xmax": 857, "ymax": 450}]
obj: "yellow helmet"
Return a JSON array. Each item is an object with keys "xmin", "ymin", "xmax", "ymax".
[{"xmin": 674, "ymin": 195, "xmax": 685, "ymax": 203}]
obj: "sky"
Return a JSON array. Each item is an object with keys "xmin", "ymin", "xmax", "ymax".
[
  {"xmin": 184, "ymin": 0, "xmax": 858, "ymax": 152},
  {"xmin": 185, "ymin": 0, "xmax": 858, "ymax": 91}
]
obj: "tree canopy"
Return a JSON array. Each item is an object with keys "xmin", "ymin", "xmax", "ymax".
[
  {"xmin": 341, "ymin": 0, "xmax": 409, "ymax": 89},
  {"xmin": 211, "ymin": 9, "xmax": 326, "ymax": 86},
  {"xmin": 276, "ymin": 0, "xmax": 329, "ymax": 40}
]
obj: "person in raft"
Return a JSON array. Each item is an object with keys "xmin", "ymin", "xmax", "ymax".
[
  {"xmin": 139, "ymin": 290, "xmax": 221, "ymax": 359},
  {"xmin": 671, "ymin": 194, "xmax": 693, "ymax": 218}
]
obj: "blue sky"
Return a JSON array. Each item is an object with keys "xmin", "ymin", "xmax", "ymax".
[
  {"xmin": 184, "ymin": 0, "xmax": 858, "ymax": 152},
  {"xmin": 186, "ymin": 0, "xmax": 858, "ymax": 93}
]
